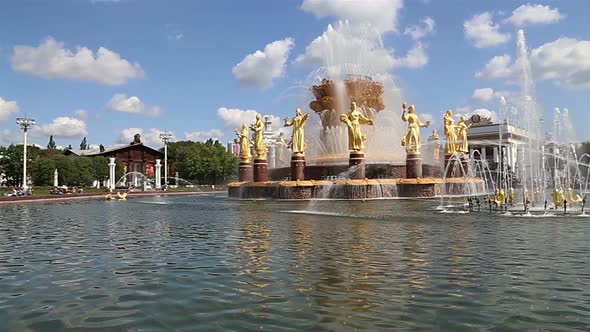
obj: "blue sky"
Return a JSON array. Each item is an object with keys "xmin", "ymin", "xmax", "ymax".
[{"xmin": 0, "ymin": 0, "xmax": 588, "ymax": 149}]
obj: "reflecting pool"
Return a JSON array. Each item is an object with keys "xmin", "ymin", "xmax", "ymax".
[{"xmin": 1, "ymin": 195, "xmax": 589, "ymax": 331}]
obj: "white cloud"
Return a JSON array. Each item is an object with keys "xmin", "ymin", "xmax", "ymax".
[
  {"xmin": 506, "ymin": 4, "xmax": 563, "ymax": 27},
  {"xmin": 301, "ymin": 0, "xmax": 403, "ymax": 33},
  {"xmin": 217, "ymin": 107, "xmax": 259, "ymax": 128},
  {"xmin": 471, "ymin": 88, "xmax": 495, "ymax": 101},
  {"xmin": 119, "ymin": 128, "xmax": 174, "ymax": 147},
  {"xmin": 184, "ymin": 129, "xmax": 224, "ymax": 142},
  {"xmin": 105, "ymin": 94, "xmax": 161, "ymax": 117},
  {"xmin": 0, "ymin": 97, "xmax": 20, "ymax": 122},
  {"xmin": 74, "ymin": 109, "xmax": 88, "ymax": 120},
  {"xmin": 11, "ymin": 37, "xmax": 144, "ymax": 85},
  {"xmin": 0, "ymin": 129, "xmax": 18, "ymax": 146},
  {"xmin": 404, "ymin": 17, "xmax": 435, "ymax": 40},
  {"xmin": 165, "ymin": 24, "xmax": 184, "ymax": 41},
  {"xmin": 475, "ymin": 55, "xmax": 513, "ymax": 79},
  {"xmin": 38, "ymin": 117, "xmax": 88, "ymax": 138},
  {"xmin": 232, "ymin": 38, "xmax": 294, "ymax": 89},
  {"xmin": 476, "ymin": 38, "xmax": 590, "ymax": 89},
  {"xmin": 530, "ymin": 38, "xmax": 590, "ymax": 89},
  {"xmin": 393, "ymin": 42, "xmax": 429, "ymax": 69},
  {"xmin": 464, "ymin": 12, "xmax": 511, "ymax": 48}
]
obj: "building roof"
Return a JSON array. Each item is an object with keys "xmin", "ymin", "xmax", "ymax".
[{"xmin": 65, "ymin": 143, "xmax": 164, "ymax": 158}]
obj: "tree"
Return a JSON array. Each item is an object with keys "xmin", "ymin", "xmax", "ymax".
[
  {"xmin": 0, "ymin": 144, "xmax": 41, "ymax": 186},
  {"xmin": 47, "ymin": 135, "xmax": 57, "ymax": 149},
  {"xmin": 30, "ymin": 157, "xmax": 57, "ymax": 186},
  {"xmin": 165, "ymin": 140, "xmax": 238, "ymax": 185},
  {"xmin": 80, "ymin": 137, "xmax": 88, "ymax": 150}
]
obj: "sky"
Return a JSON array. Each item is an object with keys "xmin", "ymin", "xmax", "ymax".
[{"xmin": 0, "ymin": 0, "xmax": 588, "ymax": 149}]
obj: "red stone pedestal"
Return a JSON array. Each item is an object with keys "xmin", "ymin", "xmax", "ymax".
[
  {"xmin": 253, "ymin": 158, "xmax": 268, "ymax": 182},
  {"xmin": 349, "ymin": 152, "xmax": 365, "ymax": 179},
  {"xmin": 291, "ymin": 154, "xmax": 305, "ymax": 181},
  {"xmin": 406, "ymin": 153, "xmax": 422, "ymax": 178},
  {"xmin": 239, "ymin": 161, "xmax": 252, "ymax": 182}
]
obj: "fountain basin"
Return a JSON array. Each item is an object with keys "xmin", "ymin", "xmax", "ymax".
[{"xmin": 228, "ymin": 177, "xmax": 484, "ymax": 200}]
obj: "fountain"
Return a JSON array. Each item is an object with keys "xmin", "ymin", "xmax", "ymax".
[{"xmin": 228, "ymin": 21, "xmax": 484, "ymax": 200}]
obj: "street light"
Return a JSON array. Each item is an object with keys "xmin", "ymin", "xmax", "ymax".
[
  {"xmin": 159, "ymin": 131, "xmax": 173, "ymax": 186},
  {"xmin": 16, "ymin": 116, "xmax": 36, "ymax": 190}
]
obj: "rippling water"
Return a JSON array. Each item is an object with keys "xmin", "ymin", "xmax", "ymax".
[{"xmin": 1, "ymin": 195, "xmax": 589, "ymax": 331}]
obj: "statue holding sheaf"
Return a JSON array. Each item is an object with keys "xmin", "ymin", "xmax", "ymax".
[
  {"xmin": 401, "ymin": 102, "xmax": 430, "ymax": 154},
  {"xmin": 340, "ymin": 101, "xmax": 374, "ymax": 152},
  {"xmin": 234, "ymin": 124, "xmax": 252, "ymax": 163},
  {"xmin": 250, "ymin": 113, "xmax": 267, "ymax": 159},
  {"xmin": 284, "ymin": 108, "xmax": 310, "ymax": 156}
]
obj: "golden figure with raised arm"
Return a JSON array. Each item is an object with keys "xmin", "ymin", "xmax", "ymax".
[
  {"xmin": 284, "ymin": 108, "xmax": 310, "ymax": 156},
  {"xmin": 250, "ymin": 113, "xmax": 267, "ymax": 159},
  {"xmin": 456, "ymin": 116, "xmax": 471, "ymax": 153},
  {"xmin": 234, "ymin": 124, "xmax": 252, "ymax": 163},
  {"xmin": 443, "ymin": 110, "xmax": 458, "ymax": 154},
  {"xmin": 401, "ymin": 102, "xmax": 430, "ymax": 154},
  {"xmin": 340, "ymin": 101, "xmax": 374, "ymax": 152}
]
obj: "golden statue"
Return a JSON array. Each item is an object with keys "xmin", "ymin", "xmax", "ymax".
[
  {"xmin": 250, "ymin": 113, "xmax": 267, "ymax": 159},
  {"xmin": 234, "ymin": 124, "xmax": 252, "ymax": 162},
  {"xmin": 508, "ymin": 187, "xmax": 515, "ymax": 205},
  {"xmin": 284, "ymin": 108, "xmax": 310, "ymax": 156},
  {"xmin": 567, "ymin": 187, "xmax": 583, "ymax": 205},
  {"xmin": 429, "ymin": 129, "xmax": 441, "ymax": 161},
  {"xmin": 275, "ymin": 132, "xmax": 287, "ymax": 164},
  {"xmin": 443, "ymin": 109, "xmax": 458, "ymax": 154},
  {"xmin": 494, "ymin": 188, "xmax": 506, "ymax": 207},
  {"xmin": 340, "ymin": 101, "xmax": 374, "ymax": 152},
  {"xmin": 552, "ymin": 188, "xmax": 563, "ymax": 208},
  {"xmin": 524, "ymin": 189, "xmax": 531, "ymax": 206},
  {"xmin": 456, "ymin": 116, "xmax": 471, "ymax": 153},
  {"xmin": 400, "ymin": 102, "xmax": 430, "ymax": 154}
]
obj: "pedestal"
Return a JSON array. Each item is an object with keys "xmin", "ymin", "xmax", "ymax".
[
  {"xmin": 349, "ymin": 152, "xmax": 365, "ymax": 179},
  {"xmin": 406, "ymin": 153, "xmax": 422, "ymax": 178},
  {"xmin": 239, "ymin": 161, "xmax": 252, "ymax": 182},
  {"xmin": 253, "ymin": 158, "xmax": 268, "ymax": 182},
  {"xmin": 291, "ymin": 154, "xmax": 305, "ymax": 181}
]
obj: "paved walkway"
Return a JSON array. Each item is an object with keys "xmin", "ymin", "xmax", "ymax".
[{"xmin": 0, "ymin": 191, "xmax": 227, "ymax": 205}]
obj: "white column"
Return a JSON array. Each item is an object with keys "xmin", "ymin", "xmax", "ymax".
[
  {"xmin": 53, "ymin": 169, "xmax": 59, "ymax": 187},
  {"xmin": 22, "ymin": 129, "xmax": 28, "ymax": 189},
  {"xmin": 493, "ymin": 147, "xmax": 499, "ymax": 163},
  {"xmin": 164, "ymin": 143, "xmax": 168, "ymax": 185},
  {"xmin": 155, "ymin": 159, "xmax": 162, "ymax": 189},
  {"xmin": 108, "ymin": 157, "xmax": 116, "ymax": 190}
]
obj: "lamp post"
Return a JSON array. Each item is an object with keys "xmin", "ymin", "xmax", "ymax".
[
  {"xmin": 16, "ymin": 117, "xmax": 35, "ymax": 190},
  {"xmin": 159, "ymin": 131, "xmax": 173, "ymax": 186}
]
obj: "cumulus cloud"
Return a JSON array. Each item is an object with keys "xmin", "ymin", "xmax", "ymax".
[
  {"xmin": 232, "ymin": 38, "xmax": 294, "ymax": 89},
  {"xmin": 38, "ymin": 117, "xmax": 88, "ymax": 138},
  {"xmin": 475, "ymin": 55, "xmax": 513, "ymax": 79},
  {"xmin": 301, "ymin": 0, "xmax": 403, "ymax": 33},
  {"xmin": 74, "ymin": 109, "xmax": 88, "ymax": 120},
  {"xmin": 0, "ymin": 129, "xmax": 18, "ymax": 146},
  {"xmin": 506, "ymin": 4, "xmax": 563, "ymax": 27},
  {"xmin": 530, "ymin": 38, "xmax": 590, "ymax": 89},
  {"xmin": 393, "ymin": 42, "xmax": 429, "ymax": 69},
  {"xmin": 471, "ymin": 108, "xmax": 498, "ymax": 123},
  {"xmin": 0, "ymin": 97, "xmax": 20, "ymax": 122},
  {"xmin": 476, "ymin": 38, "xmax": 590, "ymax": 89},
  {"xmin": 184, "ymin": 129, "xmax": 224, "ymax": 142},
  {"xmin": 105, "ymin": 94, "xmax": 161, "ymax": 117},
  {"xmin": 119, "ymin": 128, "xmax": 174, "ymax": 147},
  {"xmin": 11, "ymin": 37, "xmax": 144, "ymax": 85},
  {"xmin": 217, "ymin": 107, "xmax": 259, "ymax": 129},
  {"xmin": 471, "ymin": 88, "xmax": 494, "ymax": 101},
  {"xmin": 464, "ymin": 12, "xmax": 511, "ymax": 48},
  {"xmin": 404, "ymin": 17, "xmax": 435, "ymax": 40}
]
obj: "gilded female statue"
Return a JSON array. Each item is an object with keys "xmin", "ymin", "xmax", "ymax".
[
  {"xmin": 443, "ymin": 110, "xmax": 458, "ymax": 154},
  {"xmin": 275, "ymin": 132, "xmax": 287, "ymax": 164},
  {"xmin": 234, "ymin": 124, "xmax": 252, "ymax": 162},
  {"xmin": 340, "ymin": 101, "xmax": 374, "ymax": 152},
  {"xmin": 456, "ymin": 116, "xmax": 471, "ymax": 153},
  {"xmin": 401, "ymin": 102, "xmax": 430, "ymax": 154},
  {"xmin": 284, "ymin": 108, "xmax": 310, "ymax": 155},
  {"xmin": 250, "ymin": 113, "xmax": 267, "ymax": 159}
]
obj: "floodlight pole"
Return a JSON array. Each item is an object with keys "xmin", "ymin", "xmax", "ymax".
[
  {"xmin": 159, "ymin": 132, "xmax": 173, "ymax": 186},
  {"xmin": 16, "ymin": 117, "xmax": 36, "ymax": 190}
]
